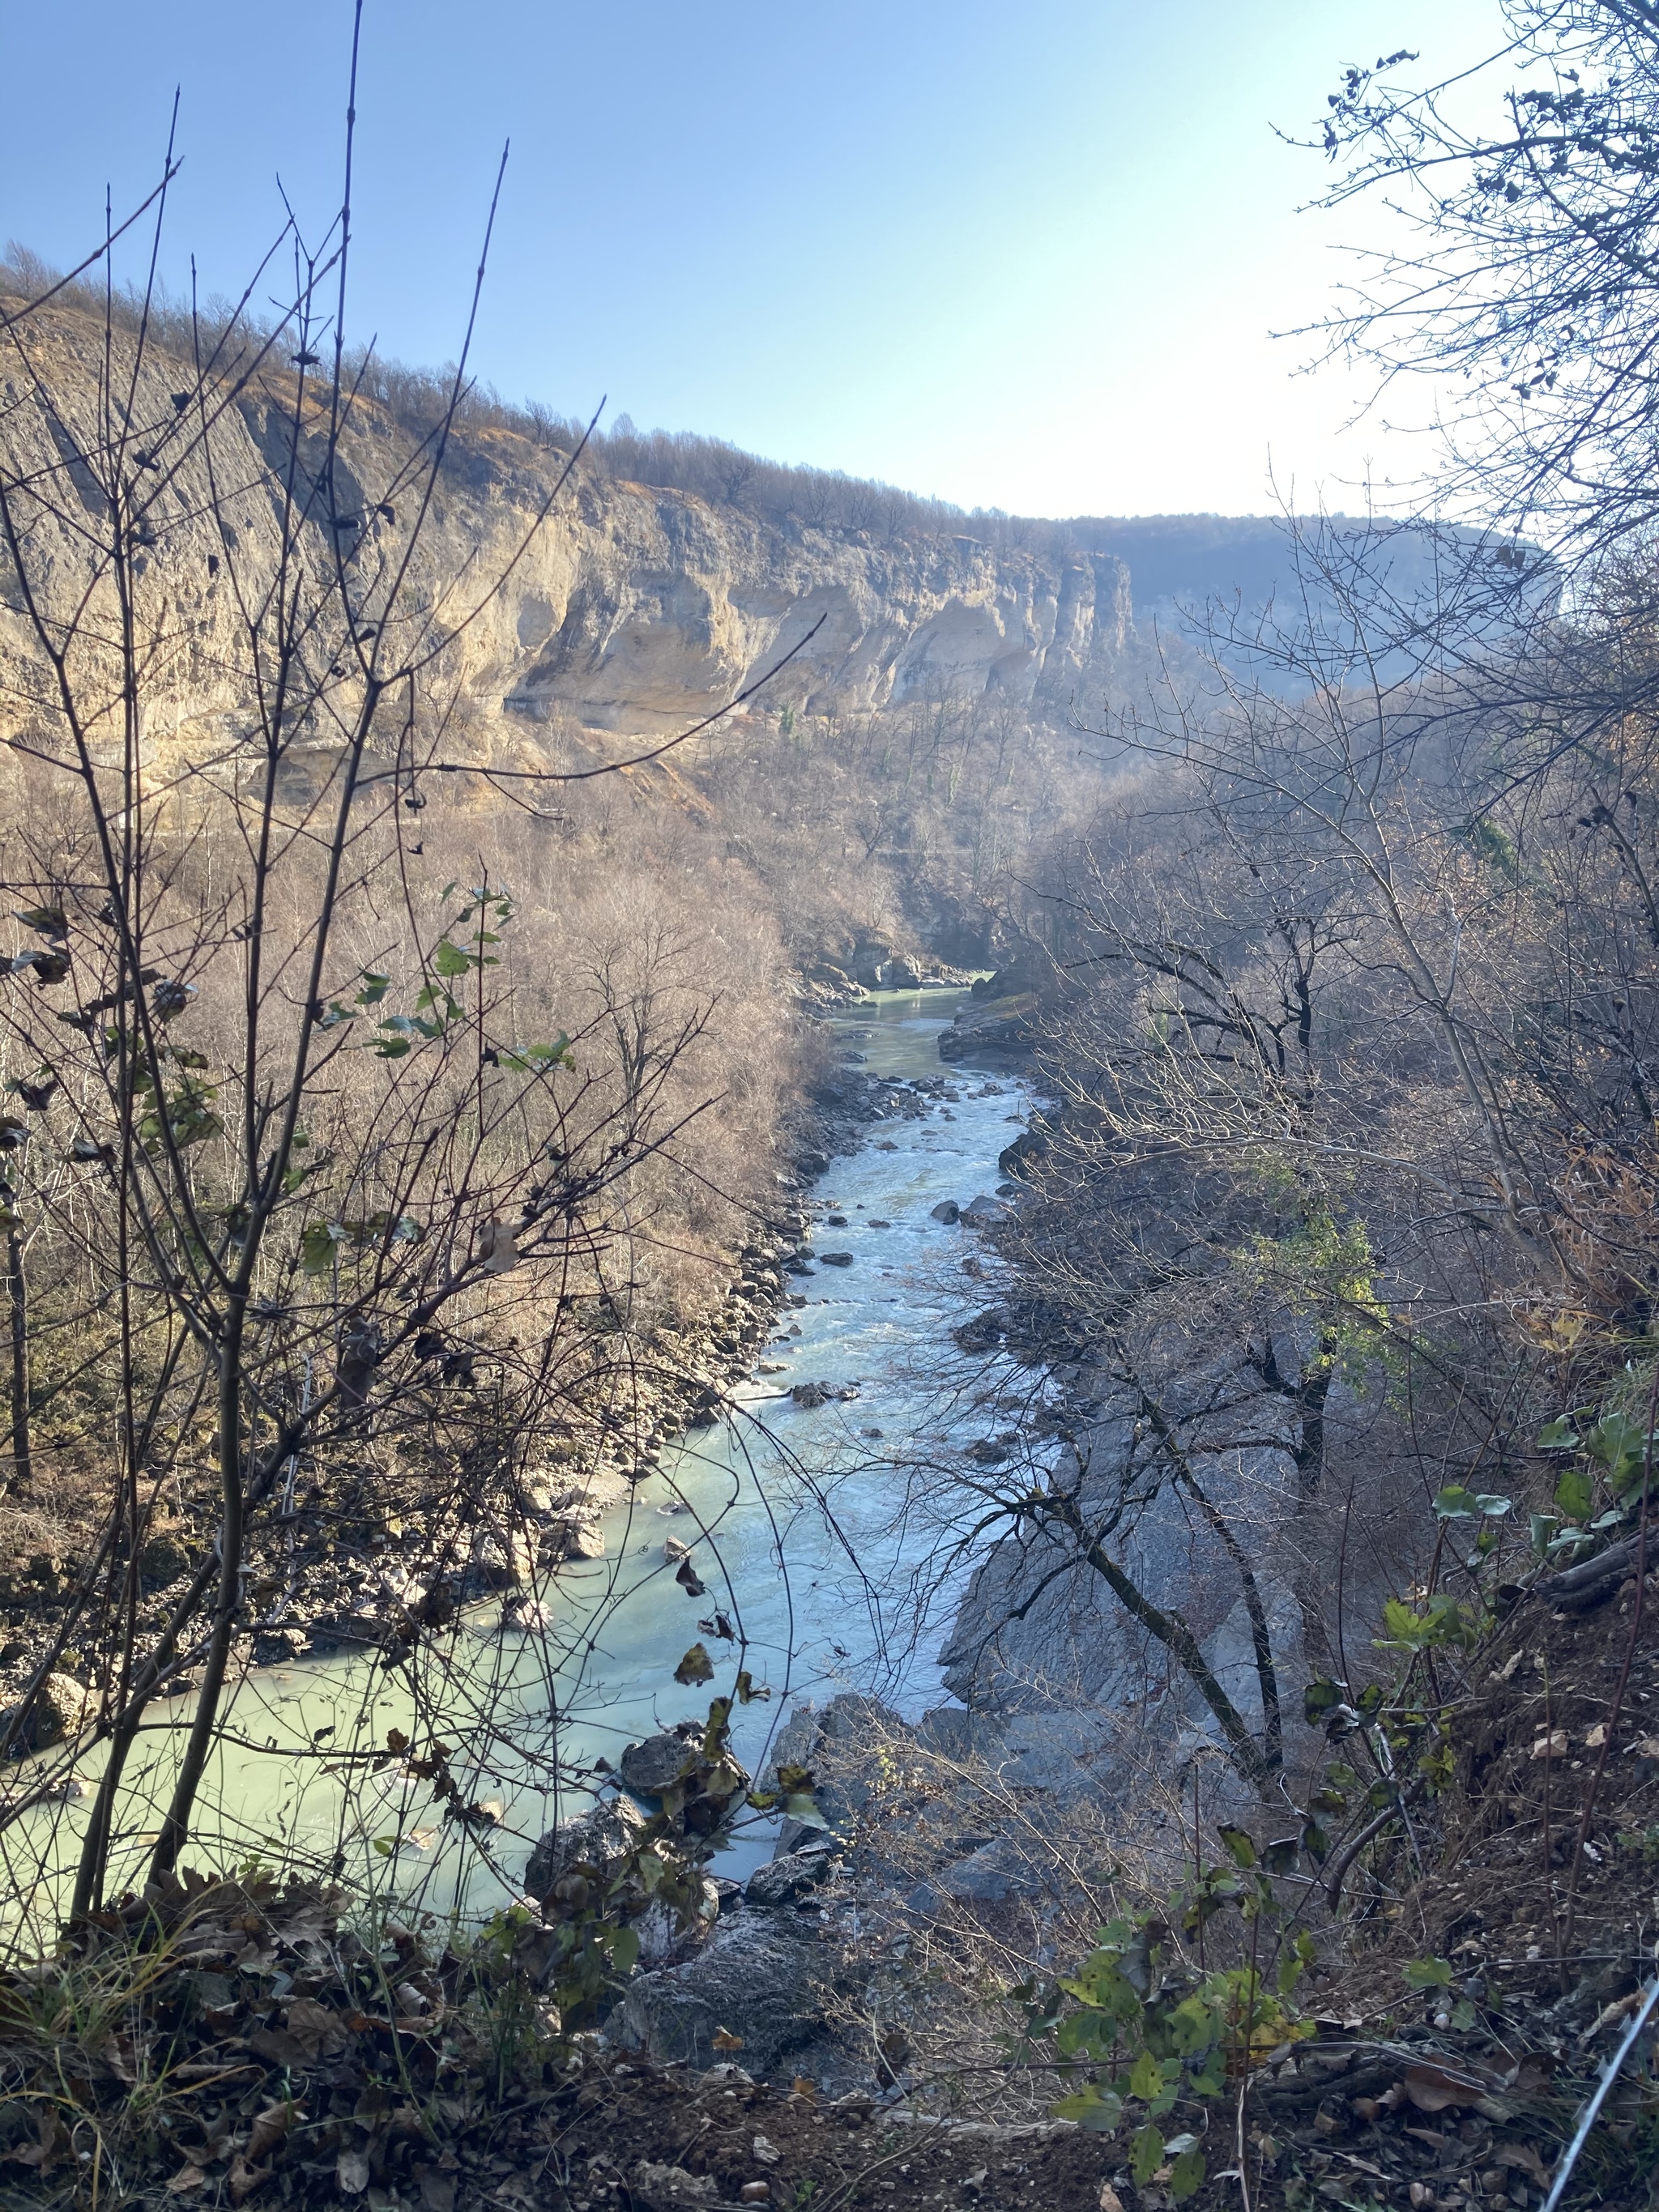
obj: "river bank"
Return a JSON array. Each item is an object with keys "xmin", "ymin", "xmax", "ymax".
[{"xmin": 0, "ymin": 987, "xmax": 1039, "ymax": 1934}]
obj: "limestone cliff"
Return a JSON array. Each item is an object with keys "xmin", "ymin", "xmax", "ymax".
[{"xmin": 0, "ymin": 299, "xmax": 1130, "ymax": 768}]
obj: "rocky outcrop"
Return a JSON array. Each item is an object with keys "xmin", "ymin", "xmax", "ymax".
[{"xmin": 0, "ymin": 305, "xmax": 1133, "ymax": 766}]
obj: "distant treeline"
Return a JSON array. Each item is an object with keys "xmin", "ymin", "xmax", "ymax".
[{"xmin": 0, "ymin": 240, "xmax": 1114, "ymax": 555}]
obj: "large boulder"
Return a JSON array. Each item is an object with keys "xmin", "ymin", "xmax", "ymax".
[
  {"xmin": 619, "ymin": 1724, "xmax": 705, "ymax": 1800},
  {"xmin": 608, "ymin": 1906, "xmax": 831, "ymax": 2076},
  {"xmin": 523, "ymin": 1793, "xmax": 647, "ymax": 1904},
  {"xmin": 0, "ymin": 1671, "xmax": 92, "ymax": 1755}
]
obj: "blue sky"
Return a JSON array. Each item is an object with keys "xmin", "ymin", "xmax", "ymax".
[{"xmin": 1, "ymin": 0, "xmax": 1503, "ymax": 518}]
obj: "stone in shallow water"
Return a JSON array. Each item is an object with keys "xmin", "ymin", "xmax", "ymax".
[{"xmin": 929, "ymin": 1200, "xmax": 961, "ymax": 1223}]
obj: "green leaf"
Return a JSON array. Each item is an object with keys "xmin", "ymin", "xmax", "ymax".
[
  {"xmin": 1537, "ymin": 1416, "xmax": 1580, "ymax": 1450},
  {"xmin": 1052, "ymin": 2088, "xmax": 1123, "ymax": 2132},
  {"xmin": 672, "ymin": 1643, "xmax": 714, "ymax": 1686},
  {"xmin": 433, "ymin": 938, "xmax": 474, "ymax": 978},
  {"xmin": 1130, "ymin": 2123, "xmax": 1165, "ymax": 2186},
  {"xmin": 1260, "ymin": 1834, "xmax": 1301, "ymax": 1875},
  {"xmin": 607, "ymin": 1925, "xmax": 640, "ymax": 1975},
  {"xmin": 355, "ymin": 971, "xmax": 391, "ymax": 1005},
  {"xmin": 300, "ymin": 1221, "xmax": 343, "ymax": 1275},
  {"xmin": 1217, "ymin": 1825, "xmax": 1256, "ymax": 1869},
  {"xmin": 1169, "ymin": 2148, "xmax": 1206, "ymax": 2203},
  {"xmin": 1435, "ymin": 1485, "xmax": 1512, "ymax": 1520},
  {"xmin": 1405, "ymin": 1957, "xmax": 1454, "ymax": 1990},
  {"xmin": 1128, "ymin": 2048, "xmax": 1163, "ymax": 2101},
  {"xmin": 374, "ymin": 1036, "xmax": 413, "ymax": 1059},
  {"xmin": 1553, "ymin": 1466, "xmax": 1593, "ymax": 1522},
  {"xmin": 782, "ymin": 1792, "xmax": 830, "ymax": 1829},
  {"xmin": 1303, "ymin": 1677, "xmax": 1343, "ymax": 1727}
]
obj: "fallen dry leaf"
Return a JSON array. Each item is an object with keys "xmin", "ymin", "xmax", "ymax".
[
  {"xmin": 336, "ymin": 2147, "xmax": 370, "ymax": 2196},
  {"xmin": 167, "ymin": 2167, "xmax": 208, "ymax": 2196},
  {"xmin": 245, "ymin": 2103, "xmax": 298, "ymax": 2163},
  {"xmin": 228, "ymin": 2156, "xmax": 270, "ymax": 2204},
  {"xmin": 711, "ymin": 2027, "xmax": 744, "ymax": 2052},
  {"xmin": 1495, "ymin": 2144, "xmax": 1550, "ymax": 2184},
  {"xmin": 284, "ymin": 1997, "xmax": 340, "ymax": 2059},
  {"xmin": 1402, "ymin": 2063, "xmax": 1495, "ymax": 2114},
  {"xmin": 1099, "ymin": 2189, "xmax": 1125, "ymax": 2212}
]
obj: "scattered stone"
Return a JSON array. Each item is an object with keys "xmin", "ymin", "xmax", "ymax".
[
  {"xmin": 929, "ymin": 1200, "xmax": 961, "ymax": 1223},
  {"xmin": 819, "ymin": 1251, "xmax": 855, "ymax": 1267},
  {"xmin": 629, "ymin": 2162, "xmax": 717, "ymax": 2210}
]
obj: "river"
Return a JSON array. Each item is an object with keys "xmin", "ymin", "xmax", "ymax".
[{"xmin": 4, "ymin": 988, "xmax": 1029, "ymax": 1929}]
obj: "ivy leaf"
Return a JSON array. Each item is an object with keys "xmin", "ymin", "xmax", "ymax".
[
  {"xmin": 1169, "ymin": 2146, "xmax": 1206, "ymax": 2202},
  {"xmin": 1405, "ymin": 1957, "xmax": 1454, "ymax": 1990},
  {"xmin": 1537, "ymin": 1416, "xmax": 1580, "ymax": 1450},
  {"xmin": 1128, "ymin": 2048, "xmax": 1163, "ymax": 2101},
  {"xmin": 433, "ymin": 939, "xmax": 475, "ymax": 979},
  {"xmin": 355, "ymin": 972, "xmax": 391, "ymax": 1005},
  {"xmin": 1217, "ymin": 1825, "xmax": 1256, "ymax": 1869},
  {"xmin": 1131, "ymin": 2124, "xmax": 1165, "ymax": 2186},
  {"xmin": 672, "ymin": 1643, "xmax": 714, "ymax": 1686}
]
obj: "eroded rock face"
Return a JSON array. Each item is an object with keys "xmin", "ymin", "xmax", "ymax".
[{"xmin": 0, "ymin": 309, "xmax": 1134, "ymax": 764}]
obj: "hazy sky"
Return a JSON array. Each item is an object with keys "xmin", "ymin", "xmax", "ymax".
[{"xmin": 1, "ymin": 1, "xmax": 1505, "ymax": 520}]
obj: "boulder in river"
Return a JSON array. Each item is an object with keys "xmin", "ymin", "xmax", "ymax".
[
  {"xmin": 962, "ymin": 1194, "xmax": 1010, "ymax": 1223},
  {"xmin": 818, "ymin": 1251, "xmax": 855, "ymax": 1266},
  {"xmin": 619, "ymin": 1724, "xmax": 706, "ymax": 1799},
  {"xmin": 929, "ymin": 1200, "xmax": 961, "ymax": 1223},
  {"xmin": 0, "ymin": 1671, "xmax": 91, "ymax": 1753},
  {"xmin": 524, "ymin": 1792, "xmax": 647, "ymax": 1905}
]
